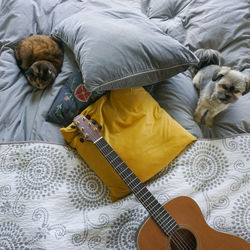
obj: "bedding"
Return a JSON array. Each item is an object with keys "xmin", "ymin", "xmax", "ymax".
[
  {"xmin": 0, "ymin": 134, "xmax": 249, "ymax": 249},
  {"xmin": 0, "ymin": 0, "xmax": 250, "ymax": 249},
  {"xmin": 1, "ymin": 0, "xmax": 249, "ymax": 142}
]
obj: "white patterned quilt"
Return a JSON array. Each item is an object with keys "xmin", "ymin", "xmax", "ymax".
[{"xmin": 0, "ymin": 134, "xmax": 249, "ymax": 249}]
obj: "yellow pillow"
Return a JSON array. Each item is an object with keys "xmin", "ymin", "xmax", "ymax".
[{"xmin": 61, "ymin": 87, "xmax": 196, "ymax": 201}]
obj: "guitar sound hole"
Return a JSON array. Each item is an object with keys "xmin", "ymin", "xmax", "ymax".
[{"xmin": 169, "ymin": 228, "xmax": 197, "ymax": 250}]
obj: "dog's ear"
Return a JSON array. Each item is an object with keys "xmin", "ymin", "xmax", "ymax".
[
  {"xmin": 243, "ymin": 75, "xmax": 250, "ymax": 95},
  {"xmin": 212, "ymin": 66, "xmax": 230, "ymax": 81}
]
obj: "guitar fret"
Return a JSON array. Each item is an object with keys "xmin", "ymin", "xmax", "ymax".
[
  {"xmin": 109, "ymin": 155, "xmax": 119, "ymax": 163},
  {"xmin": 123, "ymin": 173, "xmax": 139, "ymax": 187},
  {"xmin": 164, "ymin": 213, "xmax": 177, "ymax": 228},
  {"xmin": 147, "ymin": 198, "xmax": 159, "ymax": 211},
  {"xmin": 117, "ymin": 168, "xmax": 130, "ymax": 181},
  {"xmin": 106, "ymin": 151, "xmax": 118, "ymax": 162},
  {"xmin": 140, "ymin": 190, "xmax": 151, "ymax": 200},
  {"xmin": 132, "ymin": 183, "xmax": 147, "ymax": 197},
  {"xmin": 114, "ymin": 162, "xmax": 126, "ymax": 174},
  {"xmin": 132, "ymin": 181, "xmax": 145, "ymax": 192},
  {"xmin": 98, "ymin": 142, "xmax": 109, "ymax": 151},
  {"xmin": 154, "ymin": 207, "xmax": 175, "ymax": 229},
  {"xmin": 100, "ymin": 145, "xmax": 113, "ymax": 155},
  {"xmin": 110, "ymin": 157, "xmax": 123, "ymax": 168},
  {"xmin": 144, "ymin": 194, "xmax": 156, "ymax": 206},
  {"xmin": 123, "ymin": 172, "xmax": 133, "ymax": 181},
  {"xmin": 105, "ymin": 149, "xmax": 114, "ymax": 157},
  {"xmin": 163, "ymin": 220, "xmax": 178, "ymax": 235}
]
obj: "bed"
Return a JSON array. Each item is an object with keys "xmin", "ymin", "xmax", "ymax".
[{"xmin": 0, "ymin": 0, "xmax": 249, "ymax": 249}]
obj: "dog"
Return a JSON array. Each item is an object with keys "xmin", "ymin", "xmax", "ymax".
[{"xmin": 190, "ymin": 49, "xmax": 250, "ymax": 127}]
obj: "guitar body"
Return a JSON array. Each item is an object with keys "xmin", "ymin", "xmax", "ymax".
[{"xmin": 137, "ymin": 196, "xmax": 249, "ymax": 250}]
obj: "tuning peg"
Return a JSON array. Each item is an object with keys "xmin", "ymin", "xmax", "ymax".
[
  {"xmin": 79, "ymin": 138, "xmax": 84, "ymax": 143},
  {"xmin": 92, "ymin": 120, "xmax": 97, "ymax": 124},
  {"xmin": 71, "ymin": 125, "xmax": 76, "ymax": 129},
  {"xmin": 86, "ymin": 115, "xmax": 91, "ymax": 120},
  {"xmin": 98, "ymin": 125, "xmax": 102, "ymax": 130}
]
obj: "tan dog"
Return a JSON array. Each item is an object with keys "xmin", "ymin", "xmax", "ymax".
[{"xmin": 191, "ymin": 49, "xmax": 250, "ymax": 127}]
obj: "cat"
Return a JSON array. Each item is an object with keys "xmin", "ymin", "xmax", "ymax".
[{"xmin": 14, "ymin": 34, "xmax": 64, "ymax": 89}]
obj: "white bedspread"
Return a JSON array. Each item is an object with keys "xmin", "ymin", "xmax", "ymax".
[{"xmin": 0, "ymin": 134, "xmax": 249, "ymax": 249}]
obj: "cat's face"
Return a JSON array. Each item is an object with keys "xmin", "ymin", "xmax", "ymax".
[{"xmin": 25, "ymin": 60, "xmax": 57, "ymax": 89}]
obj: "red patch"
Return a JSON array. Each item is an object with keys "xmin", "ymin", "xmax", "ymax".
[{"xmin": 74, "ymin": 84, "xmax": 91, "ymax": 102}]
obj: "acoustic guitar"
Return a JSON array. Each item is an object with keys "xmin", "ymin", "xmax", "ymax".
[{"xmin": 73, "ymin": 114, "xmax": 250, "ymax": 250}]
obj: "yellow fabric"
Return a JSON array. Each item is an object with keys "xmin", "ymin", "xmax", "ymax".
[{"xmin": 61, "ymin": 87, "xmax": 196, "ymax": 201}]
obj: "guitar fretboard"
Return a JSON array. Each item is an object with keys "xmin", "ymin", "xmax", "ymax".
[{"xmin": 95, "ymin": 137, "xmax": 179, "ymax": 236}]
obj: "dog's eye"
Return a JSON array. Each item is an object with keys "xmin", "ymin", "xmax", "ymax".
[{"xmin": 222, "ymin": 84, "xmax": 228, "ymax": 90}]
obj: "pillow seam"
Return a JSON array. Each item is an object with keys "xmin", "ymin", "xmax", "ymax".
[{"xmin": 90, "ymin": 61, "xmax": 196, "ymax": 90}]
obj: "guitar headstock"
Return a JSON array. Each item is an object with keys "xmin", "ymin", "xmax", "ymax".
[{"xmin": 73, "ymin": 114, "xmax": 102, "ymax": 143}]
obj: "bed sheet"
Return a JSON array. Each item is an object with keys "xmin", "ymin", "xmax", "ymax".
[{"xmin": 0, "ymin": 134, "xmax": 249, "ymax": 249}]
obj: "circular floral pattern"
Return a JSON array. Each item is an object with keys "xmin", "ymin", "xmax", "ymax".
[
  {"xmin": 222, "ymin": 138, "xmax": 238, "ymax": 152},
  {"xmin": 0, "ymin": 145, "xmax": 20, "ymax": 173},
  {"xmin": 16, "ymin": 145, "xmax": 67, "ymax": 199},
  {"xmin": 239, "ymin": 136, "xmax": 250, "ymax": 161},
  {"xmin": 233, "ymin": 160, "xmax": 250, "ymax": 173},
  {"xmin": 66, "ymin": 163, "xmax": 110, "ymax": 210},
  {"xmin": 149, "ymin": 159, "xmax": 180, "ymax": 187},
  {"xmin": 0, "ymin": 221, "xmax": 27, "ymax": 249},
  {"xmin": 181, "ymin": 142, "xmax": 229, "ymax": 191},
  {"xmin": 106, "ymin": 208, "xmax": 148, "ymax": 249},
  {"xmin": 213, "ymin": 216, "xmax": 227, "ymax": 232},
  {"xmin": 231, "ymin": 191, "xmax": 250, "ymax": 241}
]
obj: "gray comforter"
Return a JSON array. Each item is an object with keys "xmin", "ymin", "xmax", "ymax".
[{"xmin": 0, "ymin": 0, "xmax": 249, "ymax": 143}]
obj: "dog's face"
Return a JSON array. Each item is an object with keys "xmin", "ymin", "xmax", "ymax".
[
  {"xmin": 25, "ymin": 60, "xmax": 57, "ymax": 89},
  {"xmin": 213, "ymin": 67, "xmax": 250, "ymax": 104}
]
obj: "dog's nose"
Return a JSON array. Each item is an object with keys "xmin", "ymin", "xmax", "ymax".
[{"xmin": 225, "ymin": 94, "xmax": 231, "ymax": 99}]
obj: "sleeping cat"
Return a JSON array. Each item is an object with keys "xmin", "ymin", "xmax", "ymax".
[{"xmin": 14, "ymin": 35, "xmax": 64, "ymax": 89}]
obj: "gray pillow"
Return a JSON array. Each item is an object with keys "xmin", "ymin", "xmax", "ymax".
[
  {"xmin": 52, "ymin": 0, "xmax": 198, "ymax": 92},
  {"xmin": 152, "ymin": 72, "xmax": 203, "ymax": 138}
]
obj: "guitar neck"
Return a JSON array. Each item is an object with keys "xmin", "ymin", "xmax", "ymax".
[{"xmin": 94, "ymin": 137, "xmax": 179, "ymax": 236}]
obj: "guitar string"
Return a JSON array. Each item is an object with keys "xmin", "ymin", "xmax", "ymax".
[{"xmin": 95, "ymin": 138, "xmax": 194, "ymax": 250}]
